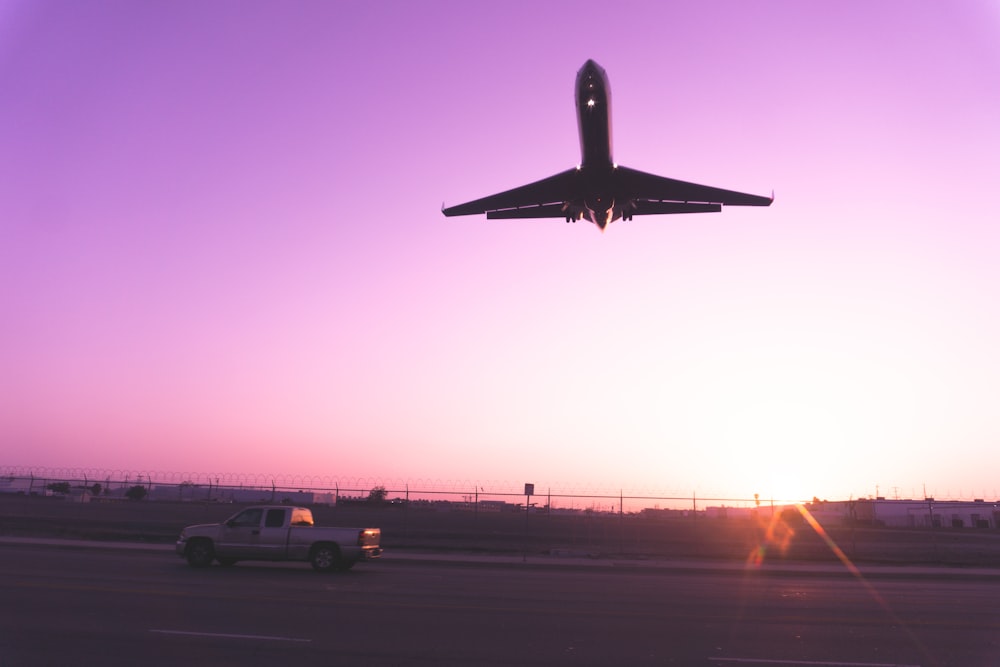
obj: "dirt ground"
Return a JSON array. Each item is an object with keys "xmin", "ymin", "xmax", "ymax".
[{"xmin": 2, "ymin": 494, "xmax": 999, "ymax": 567}]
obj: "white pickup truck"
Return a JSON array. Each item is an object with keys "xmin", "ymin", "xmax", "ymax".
[{"xmin": 176, "ymin": 505, "xmax": 382, "ymax": 572}]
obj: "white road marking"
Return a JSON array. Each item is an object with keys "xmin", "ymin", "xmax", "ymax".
[
  {"xmin": 150, "ymin": 629, "xmax": 311, "ymax": 643},
  {"xmin": 709, "ymin": 659, "xmax": 919, "ymax": 667}
]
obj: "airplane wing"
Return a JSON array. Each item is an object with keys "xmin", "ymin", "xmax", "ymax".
[
  {"xmin": 442, "ymin": 168, "xmax": 578, "ymax": 218},
  {"xmin": 616, "ymin": 165, "xmax": 773, "ymax": 208}
]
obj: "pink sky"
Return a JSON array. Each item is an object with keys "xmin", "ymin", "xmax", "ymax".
[{"xmin": 2, "ymin": 1, "xmax": 999, "ymax": 503}]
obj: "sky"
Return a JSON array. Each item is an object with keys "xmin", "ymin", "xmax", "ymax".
[{"xmin": 2, "ymin": 1, "xmax": 999, "ymax": 504}]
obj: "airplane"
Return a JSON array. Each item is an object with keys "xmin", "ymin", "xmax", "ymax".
[{"xmin": 442, "ymin": 59, "xmax": 772, "ymax": 231}]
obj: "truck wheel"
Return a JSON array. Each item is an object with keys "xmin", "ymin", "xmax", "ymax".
[
  {"xmin": 186, "ymin": 539, "xmax": 214, "ymax": 568},
  {"xmin": 310, "ymin": 544, "xmax": 340, "ymax": 572}
]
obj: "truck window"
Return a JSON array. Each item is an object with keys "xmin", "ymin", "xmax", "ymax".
[
  {"xmin": 230, "ymin": 508, "xmax": 262, "ymax": 527},
  {"xmin": 291, "ymin": 508, "xmax": 314, "ymax": 526},
  {"xmin": 265, "ymin": 509, "xmax": 286, "ymax": 528}
]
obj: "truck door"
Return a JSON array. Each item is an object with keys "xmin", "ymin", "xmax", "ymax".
[
  {"xmin": 218, "ymin": 508, "xmax": 264, "ymax": 558},
  {"xmin": 258, "ymin": 508, "xmax": 290, "ymax": 559}
]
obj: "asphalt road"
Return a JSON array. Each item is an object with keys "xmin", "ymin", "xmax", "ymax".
[{"xmin": 1, "ymin": 543, "xmax": 999, "ymax": 666}]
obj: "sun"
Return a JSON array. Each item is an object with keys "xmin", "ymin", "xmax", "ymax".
[{"xmin": 716, "ymin": 395, "xmax": 850, "ymax": 503}]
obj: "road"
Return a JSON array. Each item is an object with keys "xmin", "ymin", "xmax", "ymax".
[{"xmin": 1, "ymin": 543, "xmax": 998, "ymax": 666}]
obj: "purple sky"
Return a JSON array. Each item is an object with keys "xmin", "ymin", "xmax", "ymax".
[{"xmin": 2, "ymin": 1, "xmax": 999, "ymax": 503}]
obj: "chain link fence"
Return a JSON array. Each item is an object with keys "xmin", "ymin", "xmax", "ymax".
[{"xmin": 0, "ymin": 465, "xmax": 791, "ymax": 514}]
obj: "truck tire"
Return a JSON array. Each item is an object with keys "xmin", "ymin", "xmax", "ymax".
[
  {"xmin": 186, "ymin": 539, "xmax": 214, "ymax": 568},
  {"xmin": 310, "ymin": 543, "xmax": 340, "ymax": 572}
]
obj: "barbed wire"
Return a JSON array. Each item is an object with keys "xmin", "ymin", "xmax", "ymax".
[
  {"xmin": 0, "ymin": 466, "xmax": 685, "ymax": 496},
  {"xmin": 2, "ymin": 465, "xmax": 995, "ymax": 505}
]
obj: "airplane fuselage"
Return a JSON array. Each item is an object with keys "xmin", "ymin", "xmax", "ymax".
[
  {"xmin": 572, "ymin": 60, "xmax": 617, "ymax": 228},
  {"xmin": 576, "ymin": 59, "xmax": 613, "ymax": 169}
]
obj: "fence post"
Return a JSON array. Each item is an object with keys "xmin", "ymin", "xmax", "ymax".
[
  {"xmin": 928, "ymin": 497, "xmax": 938, "ymax": 559},
  {"xmin": 619, "ymin": 489, "xmax": 624, "ymax": 554},
  {"xmin": 523, "ymin": 484, "xmax": 533, "ymax": 562}
]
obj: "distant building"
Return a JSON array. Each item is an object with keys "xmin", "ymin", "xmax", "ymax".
[
  {"xmin": 145, "ymin": 484, "xmax": 316, "ymax": 505},
  {"xmin": 852, "ymin": 498, "xmax": 998, "ymax": 529},
  {"xmin": 477, "ymin": 500, "xmax": 510, "ymax": 513},
  {"xmin": 0, "ymin": 477, "xmax": 34, "ymax": 494},
  {"xmin": 704, "ymin": 499, "xmax": 1000, "ymax": 530}
]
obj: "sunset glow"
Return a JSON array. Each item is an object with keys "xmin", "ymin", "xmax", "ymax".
[{"xmin": 2, "ymin": 1, "xmax": 999, "ymax": 503}]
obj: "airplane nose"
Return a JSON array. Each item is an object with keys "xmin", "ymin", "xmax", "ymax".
[{"xmin": 579, "ymin": 59, "xmax": 602, "ymax": 81}]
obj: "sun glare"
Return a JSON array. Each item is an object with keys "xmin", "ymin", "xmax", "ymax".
[{"xmin": 717, "ymin": 396, "xmax": 848, "ymax": 502}]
